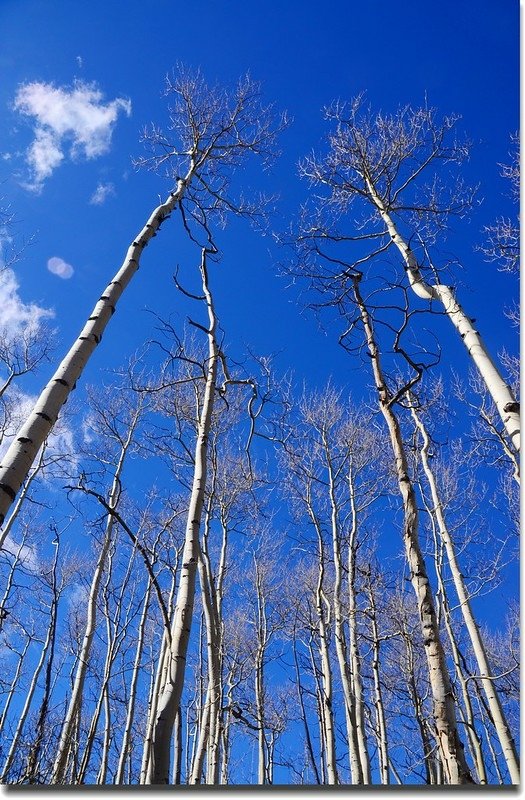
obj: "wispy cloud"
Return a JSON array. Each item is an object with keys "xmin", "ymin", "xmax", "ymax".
[
  {"xmin": 90, "ymin": 181, "xmax": 115, "ymax": 205},
  {"xmin": 14, "ymin": 79, "xmax": 131, "ymax": 191},
  {"xmin": 0, "ymin": 267, "xmax": 54, "ymax": 339},
  {"xmin": 47, "ymin": 256, "xmax": 74, "ymax": 279}
]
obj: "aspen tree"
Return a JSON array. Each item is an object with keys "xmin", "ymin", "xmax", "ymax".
[
  {"xmin": 298, "ymin": 99, "xmax": 519, "ymax": 454},
  {"xmin": 146, "ymin": 250, "xmax": 219, "ymax": 784},
  {"xmin": 115, "ymin": 523, "xmax": 175, "ymax": 784},
  {"xmin": 350, "ymin": 276, "xmax": 473, "ymax": 784},
  {"xmin": 0, "ymin": 540, "xmax": 61, "ymax": 782},
  {"xmin": 362, "ymin": 565, "xmax": 390, "ymax": 785},
  {"xmin": 409, "ymin": 395, "xmax": 519, "ymax": 783},
  {"xmin": 0, "ymin": 69, "xmax": 286, "ymax": 528},
  {"xmin": 51, "ymin": 395, "xmax": 143, "ymax": 783}
]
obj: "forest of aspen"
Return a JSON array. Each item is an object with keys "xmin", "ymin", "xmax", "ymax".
[{"xmin": 0, "ymin": 67, "xmax": 519, "ymax": 787}]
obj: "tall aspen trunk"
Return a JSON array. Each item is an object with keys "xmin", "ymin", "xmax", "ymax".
[
  {"xmin": 220, "ymin": 672, "xmax": 235, "ymax": 785},
  {"xmin": 346, "ymin": 458, "xmax": 370, "ymax": 783},
  {"xmin": 51, "ymin": 410, "xmax": 140, "ymax": 784},
  {"xmin": 172, "ymin": 710, "xmax": 183, "ymax": 784},
  {"xmin": 364, "ymin": 177, "xmax": 520, "ymax": 455},
  {"xmin": 352, "ymin": 277, "xmax": 472, "ymax": 785},
  {"xmin": 203, "ymin": 512, "xmax": 226, "ymax": 785},
  {"xmin": 140, "ymin": 574, "xmax": 178, "ymax": 783},
  {"xmin": 402, "ymin": 623, "xmax": 437, "ymax": 784},
  {"xmin": 474, "ymin": 688, "xmax": 505, "ymax": 783},
  {"xmin": 148, "ymin": 250, "xmax": 218, "ymax": 785},
  {"xmin": 305, "ymin": 496, "xmax": 339, "ymax": 784},
  {"xmin": 189, "ymin": 686, "xmax": 211, "ymax": 783},
  {"xmin": 0, "ymin": 445, "xmax": 46, "ymax": 550},
  {"xmin": 190, "ymin": 497, "xmax": 222, "ymax": 785},
  {"xmin": 252, "ymin": 555, "xmax": 269, "ymax": 785},
  {"xmin": 115, "ymin": 582, "xmax": 153, "ymax": 784},
  {"xmin": 1, "ymin": 543, "xmax": 60, "ymax": 782},
  {"xmin": 409, "ymin": 399, "xmax": 519, "ymax": 783},
  {"xmin": 322, "ymin": 431, "xmax": 364, "ymax": 783},
  {"xmin": 315, "ymin": 578, "xmax": 338, "ymax": 784},
  {"xmin": 308, "ymin": 640, "xmax": 327, "ymax": 784},
  {"xmin": 0, "ymin": 169, "xmax": 195, "ymax": 528},
  {"xmin": 23, "ymin": 543, "xmax": 60, "ymax": 783},
  {"xmin": 363, "ymin": 571, "xmax": 390, "ymax": 784},
  {"xmin": 255, "ymin": 646, "xmax": 267, "ymax": 784},
  {"xmin": 292, "ymin": 630, "xmax": 321, "ymax": 784},
  {"xmin": 96, "ymin": 679, "xmax": 112, "ymax": 785},
  {"xmin": 77, "ymin": 545, "xmax": 117, "ymax": 784}
]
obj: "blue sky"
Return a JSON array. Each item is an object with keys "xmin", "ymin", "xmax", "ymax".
[
  {"xmin": 0, "ymin": 0, "xmax": 518, "ymax": 397},
  {"xmin": 0, "ymin": 0, "xmax": 519, "ymax": 578},
  {"xmin": 0, "ymin": 0, "xmax": 519, "ymax": 785}
]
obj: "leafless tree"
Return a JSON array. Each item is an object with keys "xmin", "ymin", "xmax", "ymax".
[
  {"xmin": 0, "ymin": 67, "xmax": 286, "ymax": 528},
  {"xmin": 295, "ymin": 97, "xmax": 519, "ymax": 454}
]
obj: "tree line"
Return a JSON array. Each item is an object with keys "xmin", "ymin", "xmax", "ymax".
[{"xmin": 0, "ymin": 68, "xmax": 519, "ymax": 785}]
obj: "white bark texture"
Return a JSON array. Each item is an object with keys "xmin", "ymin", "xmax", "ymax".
[
  {"xmin": 147, "ymin": 251, "xmax": 218, "ymax": 784},
  {"xmin": 365, "ymin": 575, "xmax": 389, "ymax": 784},
  {"xmin": 323, "ymin": 431, "xmax": 366, "ymax": 784},
  {"xmin": 51, "ymin": 412, "xmax": 139, "ymax": 784},
  {"xmin": 365, "ymin": 178, "xmax": 520, "ymax": 454},
  {"xmin": 0, "ymin": 171, "xmax": 192, "ymax": 528},
  {"xmin": 115, "ymin": 582, "xmax": 152, "ymax": 784},
  {"xmin": 410, "ymin": 400, "xmax": 520, "ymax": 784},
  {"xmin": 353, "ymin": 277, "xmax": 473, "ymax": 785}
]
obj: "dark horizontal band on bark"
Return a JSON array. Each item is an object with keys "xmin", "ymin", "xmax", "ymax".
[{"xmin": 0, "ymin": 483, "xmax": 16, "ymax": 501}]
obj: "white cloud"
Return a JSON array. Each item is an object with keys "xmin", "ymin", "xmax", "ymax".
[
  {"xmin": 0, "ymin": 267, "xmax": 54, "ymax": 340},
  {"xmin": 47, "ymin": 256, "xmax": 74, "ymax": 279},
  {"xmin": 90, "ymin": 181, "xmax": 115, "ymax": 205},
  {"xmin": 76, "ymin": 55, "xmax": 83, "ymax": 69},
  {"xmin": 14, "ymin": 80, "xmax": 131, "ymax": 190}
]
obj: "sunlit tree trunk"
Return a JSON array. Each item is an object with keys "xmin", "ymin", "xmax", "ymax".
[
  {"xmin": 321, "ymin": 429, "xmax": 364, "ymax": 784},
  {"xmin": 148, "ymin": 250, "xmax": 218, "ymax": 784},
  {"xmin": 23, "ymin": 542, "xmax": 61, "ymax": 783},
  {"xmin": 304, "ymin": 492, "xmax": 339, "ymax": 785},
  {"xmin": 190, "ymin": 487, "xmax": 223, "ymax": 785},
  {"xmin": 0, "ymin": 445, "xmax": 46, "ymax": 550},
  {"xmin": 363, "ymin": 569, "xmax": 389, "ymax": 785},
  {"xmin": 346, "ymin": 455, "xmax": 370, "ymax": 783},
  {"xmin": 51, "ymin": 406, "xmax": 141, "ymax": 784},
  {"xmin": 365, "ymin": 177, "xmax": 520, "ymax": 455},
  {"xmin": 307, "ymin": 638, "xmax": 330, "ymax": 784},
  {"xmin": 409, "ymin": 398, "xmax": 519, "ymax": 784},
  {"xmin": 0, "ymin": 173, "xmax": 195, "ymax": 529},
  {"xmin": 172, "ymin": 710, "xmax": 183, "ymax": 785},
  {"xmin": 140, "ymin": 569, "xmax": 178, "ymax": 783},
  {"xmin": 115, "ymin": 581, "xmax": 153, "ymax": 784},
  {"xmin": 291, "ymin": 626, "xmax": 321, "ymax": 784},
  {"xmin": 352, "ymin": 277, "xmax": 472, "ymax": 785},
  {"xmin": 1, "ymin": 543, "xmax": 60, "ymax": 782}
]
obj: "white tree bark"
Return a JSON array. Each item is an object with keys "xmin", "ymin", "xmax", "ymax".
[
  {"xmin": 0, "ymin": 544, "xmax": 60, "ymax": 782},
  {"xmin": 147, "ymin": 250, "xmax": 218, "ymax": 784},
  {"xmin": 321, "ymin": 429, "xmax": 365, "ymax": 784},
  {"xmin": 410, "ymin": 399, "xmax": 520, "ymax": 784},
  {"xmin": 353, "ymin": 277, "xmax": 472, "ymax": 785},
  {"xmin": 51, "ymin": 407, "xmax": 140, "ymax": 784},
  {"xmin": 364, "ymin": 570, "xmax": 390, "ymax": 785},
  {"xmin": 365, "ymin": 177, "xmax": 520, "ymax": 454},
  {"xmin": 0, "ymin": 170, "xmax": 194, "ymax": 529},
  {"xmin": 115, "ymin": 580, "xmax": 152, "ymax": 784}
]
